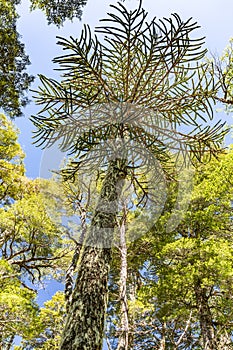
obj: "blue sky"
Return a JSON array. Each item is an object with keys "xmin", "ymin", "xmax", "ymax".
[
  {"xmin": 15, "ymin": 0, "xmax": 233, "ymax": 178},
  {"xmin": 12, "ymin": 1, "xmax": 233, "ymax": 347}
]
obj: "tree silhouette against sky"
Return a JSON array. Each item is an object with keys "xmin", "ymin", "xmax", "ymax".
[{"xmin": 31, "ymin": 1, "xmax": 227, "ymax": 348}]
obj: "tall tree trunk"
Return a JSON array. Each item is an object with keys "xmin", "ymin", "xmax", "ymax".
[
  {"xmin": 60, "ymin": 159, "xmax": 127, "ymax": 350},
  {"xmin": 128, "ymin": 271, "xmax": 137, "ymax": 349},
  {"xmin": 159, "ymin": 322, "xmax": 166, "ymax": 350},
  {"xmin": 116, "ymin": 206, "xmax": 129, "ymax": 350},
  {"xmin": 194, "ymin": 281, "xmax": 217, "ymax": 350}
]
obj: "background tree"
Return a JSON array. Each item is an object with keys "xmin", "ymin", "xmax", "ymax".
[
  {"xmin": 115, "ymin": 149, "xmax": 233, "ymax": 349},
  {"xmin": 16, "ymin": 291, "xmax": 66, "ymax": 350},
  {"xmin": 0, "ymin": 1, "xmax": 34, "ymax": 118},
  {"xmin": 212, "ymin": 38, "xmax": 233, "ymax": 110},
  {"xmin": 0, "ymin": 0, "xmax": 89, "ymax": 119},
  {"xmin": 30, "ymin": 0, "xmax": 88, "ymax": 27},
  {"xmin": 0, "ymin": 260, "xmax": 38, "ymax": 350},
  {"xmin": 30, "ymin": 1, "xmax": 228, "ymax": 348},
  {"xmin": 0, "ymin": 113, "xmax": 26, "ymax": 201},
  {"xmin": 0, "ymin": 114, "xmax": 73, "ymax": 348}
]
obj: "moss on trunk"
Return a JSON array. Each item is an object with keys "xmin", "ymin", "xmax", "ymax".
[{"xmin": 60, "ymin": 159, "xmax": 127, "ymax": 349}]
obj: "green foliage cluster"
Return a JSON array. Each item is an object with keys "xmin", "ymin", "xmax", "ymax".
[
  {"xmin": 0, "ymin": 113, "xmax": 25, "ymax": 202},
  {"xmin": 15, "ymin": 292, "xmax": 66, "ymax": 350},
  {"xmin": 123, "ymin": 150, "xmax": 233, "ymax": 349},
  {"xmin": 30, "ymin": 0, "xmax": 88, "ymax": 27},
  {"xmin": 0, "ymin": 1, "xmax": 34, "ymax": 117},
  {"xmin": 0, "ymin": 0, "xmax": 88, "ymax": 118},
  {"xmin": 0, "ymin": 114, "xmax": 72, "ymax": 348},
  {"xmin": 0, "ymin": 260, "xmax": 38, "ymax": 348}
]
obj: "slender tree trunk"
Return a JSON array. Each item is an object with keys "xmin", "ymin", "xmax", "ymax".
[
  {"xmin": 159, "ymin": 322, "xmax": 166, "ymax": 350},
  {"xmin": 194, "ymin": 281, "xmax": 217, "ymax": 350},
  {"xmin": 65, "ymin": 200, "xmax": 87, "ymax": 311},
  {"xmin": 128, "ymin": 271, "xmax": 137, "ymax": 349},
  {"xmin": 60, "ymin": 159, "xmax": 127, "ymax": 350},
  {"xmin": 65, "ymin": 245, "xmax": 80, "ymax": 311},
  {"xmin": 116, "ymin": 206, "xmax": 129, "ymax": 350}
]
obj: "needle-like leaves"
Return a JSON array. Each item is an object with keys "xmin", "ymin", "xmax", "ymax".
[{"xmin": 31, "ymin": 1, "xmax": 227, "ymax": 179}]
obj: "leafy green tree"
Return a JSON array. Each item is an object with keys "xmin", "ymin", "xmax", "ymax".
[
  {"xmin": 16, "ymin": 291, "xmax": 66, "ymax": 350},
  {"xmin": 123, "ymin": 150, "xmax": 233, "ymax": 349},
  {"xmin": 30, "ymin": 0, "xmax": 88, "ymax": 27},
  {"xmin": 212, "ymin": 38, "xmax": 233, "ymax": 110},
  {"xmin": 0, "ymin": 114, "xmax": 72, "ymax": 348},
  {"xmin": 0, "ymin": 0, "xmax": 89, "ymax": 118},
  {"xmin": 0, "ymin": 1, "xmax": 33, "ymax": 117},
  {"xmin": 30, "ymin": 1, "xmax": 227, "ymax": 348},
  {"xmin": 0, "ymin": 191, "xmax": 67, "ymax": 282},
  {"xmin": 0, "ymin": 115, "xmax": 67, "ymax": 281},
  {"xmin": 0, "ymin": 113, "xmax": 26, "ymax": 202},
  {"xmin": 0, "ymin": 260, "xmax": 38, "ymax": 350}
]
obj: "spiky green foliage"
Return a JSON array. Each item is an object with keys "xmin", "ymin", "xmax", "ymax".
[
  {"xmin": 15, "ymin": 291, "xmax": 66, "ymax": 350},
  {"xmin": 31, "ymin": 0, "xmax": 227, "ymax": 180}
]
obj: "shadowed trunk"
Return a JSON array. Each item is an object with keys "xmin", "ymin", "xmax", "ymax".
[
  {"xmin": 60, "ymin": 159, "xmax": 127, "ymax": 350},
  {"xmin": 194, "ymin": 281, "xmax": 217, "ymax": 350}
]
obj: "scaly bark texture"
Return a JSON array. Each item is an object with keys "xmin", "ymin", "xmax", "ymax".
[
  {"xmin": 194, "ymin": 281, "xmax": 217, "ymax": 350},
  {"xmin": 60, "ymin": 159, "xmax": 127, "ymax": 350}
]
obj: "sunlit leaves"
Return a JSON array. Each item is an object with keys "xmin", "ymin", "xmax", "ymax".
[
  {"xmin": 0, "ymin": 259, "xmax": 38, "ymax": 349},
  {"xmin": 17, "ymin": 291, "xmax": 66, "ymax": 350}
]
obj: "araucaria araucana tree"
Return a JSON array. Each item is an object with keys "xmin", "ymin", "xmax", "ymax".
[{"xmin": 31, "ymin": 1, "xmax": 227, "ymax": 348}]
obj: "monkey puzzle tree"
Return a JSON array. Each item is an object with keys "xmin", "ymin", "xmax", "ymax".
[{"xmin": 31, "ymin": 1, "xmax": 227, "ymax": 348}]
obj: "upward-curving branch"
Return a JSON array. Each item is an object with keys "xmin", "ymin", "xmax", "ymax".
[{"xmin": 30, "ymin": 1, "xmax": 228, "ymax": 348}]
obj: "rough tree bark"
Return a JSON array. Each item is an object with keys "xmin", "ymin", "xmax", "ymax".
[
  {"xmin": 60, "ymin": 159, "xmax": 127, "ymax": 350},
  {"xmin": 194, "ymin": 280, "xmax": 217, "ymax": 350}
]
